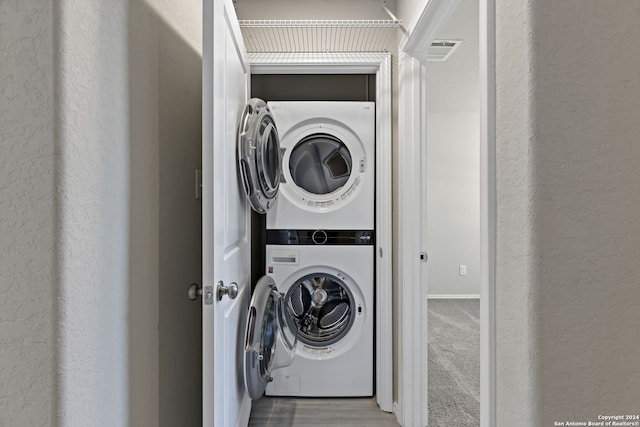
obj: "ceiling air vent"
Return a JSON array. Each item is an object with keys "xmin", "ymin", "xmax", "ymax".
[{"xmin": 426, "ymin": 40, "xmax": 461, "ymax": 61}]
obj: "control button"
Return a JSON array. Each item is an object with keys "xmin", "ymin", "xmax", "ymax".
[{"xmin": 311, "ymin": 230, "xmax": 328, "ymax": 245}]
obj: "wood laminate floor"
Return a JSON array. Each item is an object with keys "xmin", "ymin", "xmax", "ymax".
[{"xmin": 248, "ymin": 397, "xmax": 399, "ymax": 426}]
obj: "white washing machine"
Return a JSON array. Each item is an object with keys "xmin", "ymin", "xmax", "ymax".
[
  {"xmin": 242, "ymin": 232, "xmax": 374, "ymax": 399},
  {"xmin": 235, "ymin": 99, "xmax": 375, "ymax": 228}
]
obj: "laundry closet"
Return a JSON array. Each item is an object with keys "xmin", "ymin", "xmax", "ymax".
[
  {"xmin": 203, "ymin": 0, "xmax": 397, "ymax": 425},
  {"xmin": 245, "ymin": 75, "xmax": 377, "ymax": 399}
]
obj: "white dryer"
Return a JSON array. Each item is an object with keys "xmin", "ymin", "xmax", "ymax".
[
  {"xmin": 267, "ymin": 101, "xmax": 375, "ymax": 230},
  {"xmin": 235, "ymin": 99, "xmax": 375, "ymax": 229}
]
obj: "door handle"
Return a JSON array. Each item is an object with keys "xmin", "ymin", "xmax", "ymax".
[
  {"xmin": 217, "ymin": 281, "xmax": 238, "ymax": 301},
  {"xmin": 188, "ymin": 283, "xmax": 202, "ymax": 301},
  {"xmin": 188, "ymin": 283, "xmax": 214, "ymax": 305}
]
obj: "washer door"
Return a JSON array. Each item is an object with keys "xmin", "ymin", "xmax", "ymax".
[
  {"xmin": 284, "ymin": 272, "xmax": 357, "ymax": 347},
  {"xmin": 244, "ymin": 275, "xmax": 298, "ymax": 399},
  {"xmin": 237, "ymin": 98, "xmax": 282, "ymax": 214}
]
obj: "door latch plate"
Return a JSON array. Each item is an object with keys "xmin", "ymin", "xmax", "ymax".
[{"xmin": 203, "ymin": 286, "xmax": 214, "ymax": 305}]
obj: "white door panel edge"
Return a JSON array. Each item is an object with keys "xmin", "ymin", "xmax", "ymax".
[
  {"xmin": 479, "ymin": 0, "xmax": 497, "ymax": 424},
  {"xmin": 397, "ymin": 52, "xmax": 427, "ymax": 427},
  {"xmin": 374, "ymin": 54, "xmax": 393, "ymax": 414},
  {"xmin": 203, "ymin": 0, "xmax": 251, "ymax": 426},
  {"xmin": 247, "ymin": 52, "xmax": 393, "ymax": 413},
  {"xmin": 399, "ymin": 0, "xmax": 496, "ymax": 426}
]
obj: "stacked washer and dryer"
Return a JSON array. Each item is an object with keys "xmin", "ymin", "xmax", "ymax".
[{"xmin": 237, "ymin": 99, "xmax": 375, "ymax": 399}]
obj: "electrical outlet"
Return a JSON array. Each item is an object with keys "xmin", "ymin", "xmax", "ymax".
[{"xmin": 459, "ymin": 264, "xmax": 467, "ymax": 276}]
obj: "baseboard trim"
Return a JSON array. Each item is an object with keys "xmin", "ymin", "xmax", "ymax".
[
  {"xmin": 427, "ymin": 294, "xmax": 480, "ymax": 299},
  {"xmin": 393, "ymin": 401, "xmax": 402, "ymax": 425}
]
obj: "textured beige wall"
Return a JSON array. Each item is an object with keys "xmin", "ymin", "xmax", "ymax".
[
  {"xmin": 55, "ymin": 1, "xmax": 203, "ymax": 425},
  {"xmin": 533, "ymin": 0, "xmax": 640, "ymax": 423},
  {"xmin": 0, "ymin": 1, "xmax": 203, "ymax": 425},
  {"xmin": 56, "ymin": 1, "xmax": 130, "ymax": 424},
  {"xmin": 127, "ymin": 1, "xmax": 203, "ymax": 425},
  {"xmin": 496, "ymin": 0, "xmax": 640, "ymax": 424},
  {"xmin": 128, "ymin": 4, "xmax": 160, "ymax": 425},
  {"xmin": 0, "ymin": 1, "xmax": 56, "ymax": 425},
  {"xmin": 495, "ymin": 0, "xmax": 540, "ymax": 424},
  {"xmin": 133, "ymin": 1, "xmax": 204, "ymax": 426}
]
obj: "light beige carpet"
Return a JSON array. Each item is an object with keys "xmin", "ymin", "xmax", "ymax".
[{"xmin": 428, "ymin": 299, "xmax": 480, "ymax": 427}]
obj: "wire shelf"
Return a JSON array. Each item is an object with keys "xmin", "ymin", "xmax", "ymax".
[{"xmin": 238, "ymin": 19, "xmax": 401, "ymax": 53}]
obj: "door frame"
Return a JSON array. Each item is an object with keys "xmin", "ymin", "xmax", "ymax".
[
  {"xmin": 397, "ymin": 0, "xmax": 496, "ymax": 426},
  {"xmin": 250, "ymin": 52, "xmax": 393, "ymax": 413}
]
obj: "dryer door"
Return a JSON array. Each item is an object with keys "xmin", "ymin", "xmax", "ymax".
[
  {"xmin": 237, "ymin": 98, "xmax": 282, "ymax": 213},
  {"xmin": 244, "ymin": 275, "xmax": 298, "ymax": 399},
  {"xmin": 288, "ymin": 133, "xmax": 353, "ymax": 196}
]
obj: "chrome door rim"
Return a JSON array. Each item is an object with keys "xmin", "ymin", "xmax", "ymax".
[
  {"xmin": 244, "ymin": 275, "xmax": 298, "ymax": 399},
  {"xmin": 237, "ymin": 98, "xmax": 282, "ymax": 213}
]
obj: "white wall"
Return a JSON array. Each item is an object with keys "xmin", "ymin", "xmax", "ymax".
[
  {"xmin": 0, "ymin": 2, "xmax": 56, "ymax": 425},
  {"xmin": 496, "ymin": 0, "xmax": 640, "ymax": 424},
  {"xmin": 426, "ymin": 113, "xmax": 480, "ymax": 296},
  {"xmin": 425, "ymin": 0, "xmax": 480, "ymax": 297}
]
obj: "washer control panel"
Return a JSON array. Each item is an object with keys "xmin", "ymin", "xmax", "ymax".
[{"xmin": 266, "ymin": 229, "xmax": 374, "ymax": 245}]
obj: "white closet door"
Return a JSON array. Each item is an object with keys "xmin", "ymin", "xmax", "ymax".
[{"xmin": 203, "ymin": 0, "xmax": 251, "ymax": 425}]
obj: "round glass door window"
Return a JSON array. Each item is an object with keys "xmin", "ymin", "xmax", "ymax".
[
  {"xmin": 288, "ymin": 134, "xmax": 352, "ymax": 196},
  {"xmin": 284, "ymin": 273, "xmax": 356, "ymax": 347}
]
